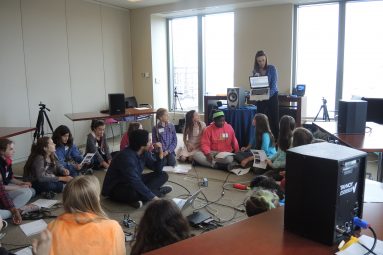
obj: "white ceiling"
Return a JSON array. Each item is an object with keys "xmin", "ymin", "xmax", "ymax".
[
  {"xmin": 87, "ymin": 0, "xmax": 330, "ymax": 10},
  {"xmin": 88, "ymin": 0, "xmax": 186, "ymax": 9}
]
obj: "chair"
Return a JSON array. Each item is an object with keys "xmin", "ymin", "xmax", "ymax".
[{"xmin": 124, "ymin": 96, "xmax": 152, "ymax": 121}]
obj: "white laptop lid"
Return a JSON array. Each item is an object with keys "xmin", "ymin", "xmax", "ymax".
[
  {"xmin": 172, "ymin": 189, "xmax": 202, "ymax": 211},
  {"xmin": 249, "ymin": 76, "xmax": 269, "ymax": 89}
]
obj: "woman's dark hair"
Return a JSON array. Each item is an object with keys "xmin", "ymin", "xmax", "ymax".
[
  {"xmin": 0, "ymin": 138, "xmax": 13, "ymax": 154},
  {"xmin": 292, "ymin": 127, "xmax": 313, "ymax": 147},
  {"xmin": 23, "ymin": 137, "xmax": 55, "ymax": 179},
  {"xmin": 127, "ymin": 122, "xmax": 141, "ymax": 137},
  {"xmin": 90, "ymin": 119, "xmax": 105, "ymax": 131},
  {"xmin": 254, "ymin": 113, "xmax": 275, "ymax": 149},
  {"xmin": 129, "ymin": 129, "xmax": 149, "ymax": 151},
  {"xmin": 250, "ymin": 175, "xmax": 284, "ymax": 200},
  {"xmin": 278, "ymin": 115, "xmax": 296, "ymax": 151},
  {"xmin": 131, "ymin": 199, "xmax": 191, "ymax": 255},
  {"xmin": 52, "ymin": 125, "xmax": 73, "ymax": 147},
  {"xmin": 253, "ymin": 50, "xmax": 268, "ymax": 73},
  {"xmin": 183, "ymin": 110, "xmax": 202, "ymax": 144}
]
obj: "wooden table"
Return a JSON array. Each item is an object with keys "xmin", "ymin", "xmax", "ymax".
[
  {"xmin": 65, "ymin": 108, "xmax": 156, "ymax": 121},
  {"xmin": 0, "ymin": 127, "xmax": 36, "ymax": 139},
  {"xmin": 313, "ymin": 121, "xmax": 383, "ymax": 182},
  {"xmin": 204, "ymin": 95, "xmax": 303, "ymax": 125},
  {"xmin": 145, "ymin": 203, "xmax": 383, "ymax": 255}
]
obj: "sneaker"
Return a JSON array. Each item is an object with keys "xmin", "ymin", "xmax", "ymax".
[
  {"xmin": 81, "ymin": 168, "xmax": 93, "ymax": 175},
  {"xmin": 159, "ymin": 185, "xmax": 173, "ymax": 197},
  {"xmin": 129, "ymin": 200, "xmax": 143, "ymax": 209},
  {"xmin": 41, "ymin": 191, "xmax": 56, "ymax": 199},
  {"xmin": 227, "ymin": 162, "xmax": 241, "ymax": 171}
]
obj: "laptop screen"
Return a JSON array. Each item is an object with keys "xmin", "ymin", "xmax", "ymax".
[{"xmin": 249, "ymin": 76, "xmax": 269, "ymax": 89}]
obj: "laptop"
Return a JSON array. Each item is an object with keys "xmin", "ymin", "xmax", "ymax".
[
  {"xmin": 249, "ymin": 76, "xmax": 269, "ymax": 89},
  {"xmin": 172, "ymin": 189, "xmax": 202, "ymax": 211},
  {"xmin": 249, "ymin": 76, "xmax": 270, "ymax": 101}
]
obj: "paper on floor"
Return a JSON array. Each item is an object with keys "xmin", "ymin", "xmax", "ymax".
[
  {"xmin": 15, "ymin": 246, "xmax": 33, "ymax": 255},
  {"xmin": 230, "ymin": 167, "xmax": 250, "ymax": 176},
  {"xmin": 163, "ymin": 164, "xmax": 191, "ymax": 174},
  {"xmin": 31, "ymin": 199, "xmax": 59, "ymax": 208},
  {"xmin": 20, "ymin": 219, "xmax": 47, "ymax": 237}
]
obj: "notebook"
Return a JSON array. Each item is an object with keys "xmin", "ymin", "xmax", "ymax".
[
  {"xmin": 81, "ymin": 153, "xmax": 95, "ymax": 165},
  {"xmin": 172, "ymin": 189, "xmax": 201, "ymax": 211}
]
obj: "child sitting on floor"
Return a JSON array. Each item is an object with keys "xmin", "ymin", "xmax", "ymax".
[{"xmin": 152, "ymin": 108, "xmax": 177, "ymax": 167}]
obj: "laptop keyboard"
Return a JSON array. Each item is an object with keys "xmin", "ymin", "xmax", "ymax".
[{"xmin": 252, "ymin": 88, "xmax": 269, "ymax": 95}]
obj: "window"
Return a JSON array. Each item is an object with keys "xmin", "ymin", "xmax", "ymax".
[
  {"xmin": 295, "ymin": 3, "xmax": 339, "ymax": 118},
  {"xmin": 168, "ymin": 12, "xmax": 234, "ymax": 112},
  {"xmin": 343, "ymin": 1, "xmax": 383, "ymax": 99},
  {"xmin": 295, "ymin": 1, "xmax": 383, "ymax": 119}
]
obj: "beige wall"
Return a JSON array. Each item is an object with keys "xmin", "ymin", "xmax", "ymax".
[
  {"xmin": 0, "ymin": 0, "xmax": 132, "ymax": 161},
  {"xmin": 130, "ymin": 2, "xmax": 294, "ymax": 108}
]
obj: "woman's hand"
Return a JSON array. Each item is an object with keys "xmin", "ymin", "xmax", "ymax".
[
  {"xmin": 240, "ymin": 147, "xmax": 247, "ymax": 152},
  {"xmin": 163, "ymin": 151, "xmax": 169, "ymax": 157},
  {"xmin": 153, "ymin": 142, "xmax": 163, "ymax": 150},
  {"xmin": 59, "ymin": 176, "xmax": 73, "ymax": 183},
  {"xmin": 186, "ymin": 144, "xmax": 194, "ymax": 152},
  {"xmin": 18, "ymin": 181, "xmax": 32, "ymax": 188},
  {"xmin": 206, "ymin": 153, "xmax": 213, "ymax": 163},
  {"xmin": 11, "ymin": 208, "xmax": 22, "ymax": 225},
  {"xmin": 265, "ymin": 159, "xmax": 272, "ymax": 166},
  {"xmin": 63, "ymin": 169, "xmax": 70, "ymax": 176},
  {"xmin": 75, "ymin": 163, "xmax": 82, "ymax": 171},
  {"xmin": 101, "ymin": 161, "xmax": 110, "ymax": 169},
  {"xmin": 32, "ymin": 229, "xmax": 52, "ymax": 255}
]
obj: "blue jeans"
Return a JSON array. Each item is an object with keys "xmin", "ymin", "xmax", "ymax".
[
  {"xmin": 32, "ymin": 181, "xmax": 64, "ymax": 194},
  {"xmin": 0, "ymin": 188, "xmax": 34, "ymax": 219}
]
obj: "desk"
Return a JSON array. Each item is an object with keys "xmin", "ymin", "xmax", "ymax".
[
  {"xmin": 65, "ymin": 108, "xmax": 156, "ymax": 121},
  {"xmin": 145, "ymin": 203, "xmax": 383, "ymax": 255},
  {"xmin": 313, "ymin": 121, "xmax": 383, "ymax": 182},
  {"xmin": 0, "ymin": 127, "xmax": 36, "ymax": 139},
  {"xmin": 222, "ymin": 106, "xmax": 257, "ymax": 147}
]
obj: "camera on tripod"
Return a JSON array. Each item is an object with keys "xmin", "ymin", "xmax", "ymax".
[
  {"xmin": 33, "ymin": 102, "xmax": 54, "ymax": 142},
  {"xmin": 322, "ymin": 97, "xmax": 327, "ymax": 105},
  {"xmin": 174, "ymin": 87, "xmax": 183, "ymax": 96},
  {"xmin": 172, "ymin": 87, "xmax": 184, "ymax": 111},
  {"xmin": 38, "ymin": 102, "xmax": 50, "ymax": 111}
]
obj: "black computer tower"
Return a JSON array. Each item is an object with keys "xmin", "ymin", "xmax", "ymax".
[
  {"xmin": 338, "ymin": 100, "xmax": 367, "ymax": 134},
  {"xmin": 108, "ymin": 93, "xmax": 125, "ymax": 115},
  {"xmin": 284, "ymin": 142, "xmax": 366, "ymax": 245}
]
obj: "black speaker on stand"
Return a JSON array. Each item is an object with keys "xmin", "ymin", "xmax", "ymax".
[
  {"xmin": 284, "ymin": 142, "xmax": 366, "ymax": 245},
  {"xmin": 338, "ymin": 99, "xmax": 367, "ymax": 134},
  {"xmin": 108, "ymin": 93, "xmax": 125, "ymax": 115}
]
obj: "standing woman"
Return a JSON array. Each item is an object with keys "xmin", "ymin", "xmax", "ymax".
[
  {"xmin": 177, "ymin": 110, "xmax": 206, "ymax": 162},
  {"xmin": 253, "ymin": 50, "xmax": 279, "ymax": 139}
]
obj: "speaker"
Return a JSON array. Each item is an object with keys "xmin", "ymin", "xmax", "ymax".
[
  {"xmin": 338, "ymin": 100, "xmax": 367, "ymax": 134},
  {"xmin": 284, "ymin": 142, "xmax": 366, "ymax": 245},
  {"xmin": 227, "ymin": 87, "xmax": 245, "ymax": 109},
  {"xmin": 108, "ymin": 93, "xmax": 125, "ymax": 115}
]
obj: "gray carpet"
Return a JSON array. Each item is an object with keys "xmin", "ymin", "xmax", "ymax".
[{"xmin": 2, "ymin": 161, "xmax": 253, "ymax": 254}]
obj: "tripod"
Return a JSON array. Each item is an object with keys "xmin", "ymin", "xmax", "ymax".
[
  {"xmin": 33, "ymin": 102, "xmax": 54, "ymax": 142},
  {"xmin": 314, "ymin": 97, "xmax": 330, "ymax": 122},
  {"xmin": 172, "ymin": 87, "xmax": 183, "ymax": 111}
]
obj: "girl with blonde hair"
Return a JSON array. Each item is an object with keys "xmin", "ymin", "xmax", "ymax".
[
  {"xmin": 47, "ymin": 175, "xmax": 125, "ymax": 255},
  {"xmin": 152, "ymin": 108, "xmax": 177, "ymax": 166}
]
